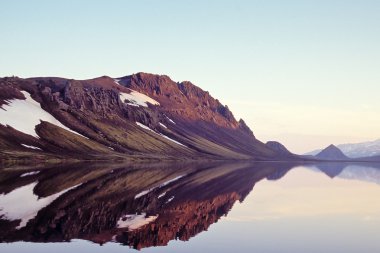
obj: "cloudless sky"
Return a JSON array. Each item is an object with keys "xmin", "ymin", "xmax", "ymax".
[{"xmin": 1, "ymin": 0, "xmax": 380, "ymax": 153}]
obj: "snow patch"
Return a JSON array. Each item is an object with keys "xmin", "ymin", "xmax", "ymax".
[
  {"xmin": 136, "ymin": 122, "xmax": 186, "ymax": 147},
  {"xmin": 116, "ymin": 213, "xmax": 158, "ymax": 230},
  {"xmin": 114, "ymin": 78, "xmax": 121, "ymax": 85},
  {"xmin": 134, "ymin": 189, "xmax": 151, "ymax": 199},
  {"xmin": 166, "ymin": 196, "xmax": 175, "ymax": 204},
  {"xmin": 0, "ymin": 91, "xmax": 87, "ymax": 139},
  {"xmin": 21, "ymin": 144, "xmax": 42, "ymax": 151},
  {"xmin": 166, "ymin": 116, "xmax": 176, "ymax": 124},
  {"xmin": 135, "ymin": 175, "xmax": 185, "ymax": 199},
  {"xmin": 159, "ymin": 134, "xmax": 187, "ymax": 147},
  {"xmin": 0, "ymin": 182, "xmax": 81, "ymax": 229},
  {"xmin": 136, "ymin": 122, "xmax": 154, "ymax": 132},
  {"xmin": 159, "ymin": 122, "xmax": 167, "ymax": 129},
  {"xmin": 158, "ymin": 192, "xmax": 167, "ymax": 199},
  {"xmin": 20, "ymin": 171, "xmax": 40, "ymax": 177},
  {"xmin": 119, "ymin": 90, "xmax": 160, "ymax": 107}
]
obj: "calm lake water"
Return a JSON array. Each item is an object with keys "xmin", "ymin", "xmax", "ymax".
[{"xmin": 1, "ymin": 162, "xmax": 380, "ymax": 252}]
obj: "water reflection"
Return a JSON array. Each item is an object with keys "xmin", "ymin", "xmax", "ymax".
[{"xmin": 1, "ymin": 161, "xmax": 380, "ymax": 251}]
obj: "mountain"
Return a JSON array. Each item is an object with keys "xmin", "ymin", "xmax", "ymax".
[
  {"xmin": 315, "ymin": 144, "xmax": 349, "ymax": 160},
  {"xmin": 305, "ymin": 139, "xmax": 380, "ymax": 158},
  {"xmin": 338, "ymin": 139, "xmax": 380, "ymax": 158},
  {"xmin": 265, "ymin": 141, "xmax": 292, "ymax": 155},
  {"xmin": 0, "ymin": 73, "xmax": 294, "ymax": 162}
]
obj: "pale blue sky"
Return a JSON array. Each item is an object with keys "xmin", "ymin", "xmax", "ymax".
[{"xmin": 1, "ymin": 0, "xmax": 379, "ymax": 153}]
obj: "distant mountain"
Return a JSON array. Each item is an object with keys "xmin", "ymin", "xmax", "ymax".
[
  {"xmin": 315, "ymin": 144, "xmax": 349, "ymax": 160},
  {"xmin": 0, "ymin": 73, "xmax": 297, "ymax": 162},
  {"xmin": 338, "ymin": 139, "xmax": 380, "ymax": 158},
  {"xmin": 305, "ymin": 139, "xmax": 380, "ymax": 158}
]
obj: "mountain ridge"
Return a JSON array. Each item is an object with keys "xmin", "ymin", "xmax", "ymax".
[{"xmin": 0, "ymin": 73, "xmax": 297, "ymax": 162}]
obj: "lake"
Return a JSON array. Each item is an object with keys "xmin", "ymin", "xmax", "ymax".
[{"xmin": 1, "ymin": 161, "xmax": 380, "ymax": 252}]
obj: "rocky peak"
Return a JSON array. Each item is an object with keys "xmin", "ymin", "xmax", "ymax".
[
  {"xmin": 118, "ymin": 72, "xmax": 240, "ymax": 127},
  {"xmin": 119, "ymin": 72, "xmax": 173, "ymax": 96},
  {"xmin": 177, "ymin": 81, "xmax": 207, "ymax": 99}
]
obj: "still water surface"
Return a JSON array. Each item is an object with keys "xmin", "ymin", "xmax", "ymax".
[{"xmin": 1, "ymin": 162, "xmax": 379, "ymax": 252}]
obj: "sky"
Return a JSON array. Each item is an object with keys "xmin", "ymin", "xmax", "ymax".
[{"xmin": 1, "ymin": 0, "xmax": 380, "ymax": 153}]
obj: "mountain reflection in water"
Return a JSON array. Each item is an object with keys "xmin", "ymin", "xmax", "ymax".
[{"xmin": 1, "ymin": 161, "xmax": 380, "ymax": 252}]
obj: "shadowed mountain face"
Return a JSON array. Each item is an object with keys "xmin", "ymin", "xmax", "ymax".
[
  {"xmin": 0, "ymin": 161, "xmax": 298, "ymax": 248},
  {"xmin": 0, "ymin": 73, "xmax": 296, "ymax": 162}
]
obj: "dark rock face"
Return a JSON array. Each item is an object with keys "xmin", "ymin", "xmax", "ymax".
[
  {"xmin": 0, "ymin": 73, "xmax": 295, "ymax": 162},
  {"xmin": 315, "ymin": 144, "xmax": 349, "ymax": 160}
]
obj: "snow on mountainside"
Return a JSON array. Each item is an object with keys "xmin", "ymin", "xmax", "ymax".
[
  {"xmin": 119, "ymin": 89, "xmax": 160, "ymax": 107},
  {"xmin": 338, "ymin": 139, "xmax": 380, "ymax": 158},
  {"xmin": 0, "ymin": 91, "xmax": 85, "ymax": 138},
  {"xmin": 305, "ymin": 139, "xmax": 380, "ymax": 158}
]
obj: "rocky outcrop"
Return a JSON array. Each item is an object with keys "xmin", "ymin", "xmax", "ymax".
[
  {"xmin": 0, "ymin": 77, "xmax": 25, "ymax": 106},
  {"xmin": 120, "ymin": 73, "xmax": 239, "ymax": 128}
]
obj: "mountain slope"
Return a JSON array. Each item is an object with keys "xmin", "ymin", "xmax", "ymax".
[{"xmin": 0, "ymin": 73, "xmax": 292, "ymax": 162}]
